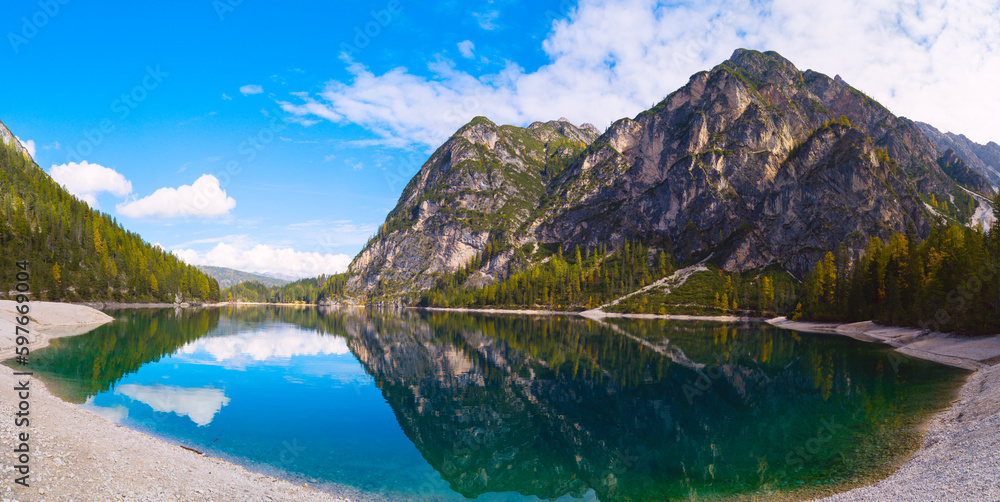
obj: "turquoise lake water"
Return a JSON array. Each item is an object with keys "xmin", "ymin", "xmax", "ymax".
[{"xmin": 16, "ymin": 307, "xmax": 967, "ymax": 501}]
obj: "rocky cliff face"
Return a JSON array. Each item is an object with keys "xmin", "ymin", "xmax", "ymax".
[
  {"xmin": 530, "ymin": 49, "xmax": 992, "ymax": 276},
  {"xmin": 347, "ymin": 49, "xmax": 996, "ymax": 299},
  {"xmin": 0, "ymin": 120, "xmax": 33, "ymax": 160},
  {"xmin": 936, "ymin": 149, "xmax": 996, "ymax": 197},
  {"xmin": 346, "ymin": 117, "xmax": 598, "ymax": 297},
  {"xmin": 917, "ymin": 121, "xmax": 1000, "ymax": 188}
]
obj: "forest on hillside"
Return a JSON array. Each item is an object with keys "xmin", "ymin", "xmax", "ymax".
[
  {"xmin": 0, "ymin": 137, "xmax": 220, "ymax": 302},
  {"xmin": 418, "ymin": 240, "xmax": 799, "ymax": 316},
  {"xmin": 222, "ymin": 273, "xmax": 348, "ymax": 304},
  {"xmin": 197, "ymin": 265, "xmax": 289, "ymax": 288},
  {"xmin": 799, "ymin": 211, "xmax": 1000, "ymax": 334},
  {"xmin": 417, "ymin": 207, "xmax": 1000, "ymax": 336}
]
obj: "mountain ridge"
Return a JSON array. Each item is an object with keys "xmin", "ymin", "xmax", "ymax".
[
  {"xmin": 916, "ymin": 121, "xmax": 1000, "ymax": 188},
  {"xmin": 195, "ymin": 265, "xmax": 291, "ymax": 289},
  {"xmin": 345, "ymin": 48, "xmax": 996, "ymax": 303}
]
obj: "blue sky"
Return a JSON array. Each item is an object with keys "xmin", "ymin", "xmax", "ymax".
[{"xmin": 3, "ymin": 0, "xmax": 999, "ymax": 278}]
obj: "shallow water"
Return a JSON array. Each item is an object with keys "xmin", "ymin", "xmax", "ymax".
[{"xmin": 18, "ymin": 306, "xmax": 967, "ymax": 501}]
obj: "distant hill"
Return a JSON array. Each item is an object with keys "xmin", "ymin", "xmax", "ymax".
[{"xmin": 196, "ymin": 265, "xmax": 291, "ymax": 288}]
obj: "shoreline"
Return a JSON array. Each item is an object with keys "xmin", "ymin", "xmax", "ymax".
[
  {"xmin": 4, "ymin": 301, "xmax": 998, "ymax": 501},
  {"xmin": 767, "ymin": 317, "xmax": 1000, "ymax": 370},
  {"xmin": 770, "ymin": 316, "xmax": 1000, "ymax": 501},
  {"xmin": 412, "ymin": 305, "xmax": 758, "ymax": 322},
  {"xmin": 0, "ymin": 300, "xmax": 354, "ymax": 501},
  {"xmin": 815, "ymin": 359, "xmax": 1000, "ymax": 501}
]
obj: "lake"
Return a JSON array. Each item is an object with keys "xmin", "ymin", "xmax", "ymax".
[{"xmin": 18, "ymin": 306, "xmax": 967, "ymax": 501}]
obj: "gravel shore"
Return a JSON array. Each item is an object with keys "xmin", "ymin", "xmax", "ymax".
[
  {"xmin": 414, "ymin": 305, "xmax": 755, "ymax": 322},
  {"xmin": 768, "ymin": 317, "xmax": 1000, "ymax": 370},
  {"xmin": 0, "ymin": 301, "xmax": 356, "ymax": 502},
  {"xmin": 769, "ymin": 316, "xmax": 1000, "ymax": 501},
  {"xmin": 815, "ymin": 361, "xmax": 1000, "ymax": 501}
]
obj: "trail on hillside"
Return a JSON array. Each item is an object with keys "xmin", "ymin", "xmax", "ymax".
[{"xmin": 589, "ymin": 261, "xmax": 710, "ymax": 313}]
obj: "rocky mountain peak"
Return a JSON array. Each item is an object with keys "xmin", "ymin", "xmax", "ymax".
[
  {"xmin": 456, "ymin": 116, "xmax": 501, "ymax": 148},
  {"xmin": 916, "ymin": 121, "xmax": 1000, "ymax": 188},
  {"xmin": 345, "ymin": 115, "xmax": 600, "ymax": 298},
  {"xmin": 938, "ymin": 148, "xmax": 996, "ymax": 197},
  {"xmin": 725, "ymin": 48, "xmax": 803, "ymax": 88},
  {"xmin": 346, "ymin": 50, "xmax": 1000, "ymax": 301}
]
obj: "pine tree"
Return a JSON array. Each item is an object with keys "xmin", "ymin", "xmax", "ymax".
[
  {"xmin": 822, "ymin": 251, "xmax": 837, "ymax": 305},
  {"xmin": 760, "ymin": 276, "xmax": 774, "ymax": 313}
]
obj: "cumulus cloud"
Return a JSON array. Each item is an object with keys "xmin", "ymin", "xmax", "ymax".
[
  {"xmin": 48, "ymin": 161, "xmax": 133, "ymax": 208},
  {"xmin": 116, "ymin": 384, "xmax": 230, "ymax": 427},
  {"xmin": 81, "ymin": 397, "xmax": 129, "ymax": 424},
  {"xmin": 172, "ymin": 242, "xmax": 351, "ymax": 278},
  {"xmin": 177, "ymin": 329, "xmax": 369, "ymax": 382},
  {"xmin": 14, "ymin": 136, "xmax": 35, "ymax": 158},
  {"xmin": 179, "ymin": 327, "xmax": 351, "ymax": 363},
  {"xmin": 240, "ymin": 84, "xmax": 264, "ymax": 95},
  {"xmin": 277, "ymin": 0, "xmax": 1000, "ymax": 147},
  {"xmin": 116, "ymin": 174, "xmax": 236, "ymax": 219},
  {"xmin": 458, "ymin": 40, "xmax": 475, "ymax": 59}
]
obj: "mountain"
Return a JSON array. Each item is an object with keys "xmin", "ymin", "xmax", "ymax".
[
  {"xmin": 196, "ymin": 265, "xmax": 290, "ymax": 289},
  {"xmin": 0, "ymin": 119, "xmax": 220, "ymax": 303},
  {"xmin": 347, "ymin": 117, "xmax": 599, "ymax": 296},
  {"xmin": 347, "ymin": 49, "xmax": 996, "ymax": 302},
  {"xmin": 916, "ymin": 121, "xmax": 1000, "ymax": 188}
]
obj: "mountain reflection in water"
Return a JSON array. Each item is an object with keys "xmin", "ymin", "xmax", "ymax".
[{"xmin": 19, "ymin": 307, "xmax": 966, "ymax": 501}]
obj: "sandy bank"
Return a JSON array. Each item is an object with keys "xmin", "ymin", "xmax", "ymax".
[
  {"xmin": 580, "ymin": 309, "xmax": 754, "ymax": 322},
  {"xmin": 413, "ymin": 305, "xmax": 755, "ymax": 322},
  {"xmin": 414, "ymin": 306, "xmax": 573, "ymax": 316},
  {"xmin": 768, "ymin": 316, "xmax": 1000, "ymax": 501},
  {"xmin": 0, "ymin": 301, "xmax": 357, "ymax": 501},
  {"xmin": 0, "ymin": 301, "xmax": 113, "ymax": 352},
  {"xmin": 768, "ymin": 317, "xmax": 1000, "ymax": 370},
  {"xmin": 815, "ymin": 360, "xmax": 1000, "ymax": 501}
]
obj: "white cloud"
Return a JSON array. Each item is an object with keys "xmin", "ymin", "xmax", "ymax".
[
  {"xmin": 473, "ymin": 10, "xmax": 500, "ymax": 30},
  {"xmin": 14, "ymin": 136, "xmax": 35, "ymax": 158},
  {"xmin": 240, "ymin": 84, "xmax": 264, "ymax": 96},
  {"xmin": 278, "ymin": 0, "xmax": 1000, "ymax": 147},
  {"xmin": 172, "ymin": 242, "xmax": 352, "ymax": 278},
  {"xmin": 179, "ymin": 327, "xmax": 351, "ymax": 363},
  {"xmin": 81, "ymin": 397, "xmax": 129, "ymax": 424},
  {"xmin": 221, "ymin": 93, "xmax": 233, "ymax": 100},
  {"xmin": 116, "ymin": 384, "xmax": 230, "ymax": 427},
  {"xmin": 458, "ymin": 40, "xmax": 476, "ymax": 59},
  {"xmin": 177, "ymin": 329, "xmax": 368, "ymax": 382},
  {"xmin": 116, "ymin": 174, "xmax": 236, "ymax": 219},
  {"xmin": 48, "ymin": 161, "xmax": 133, "ymax": 209}
]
